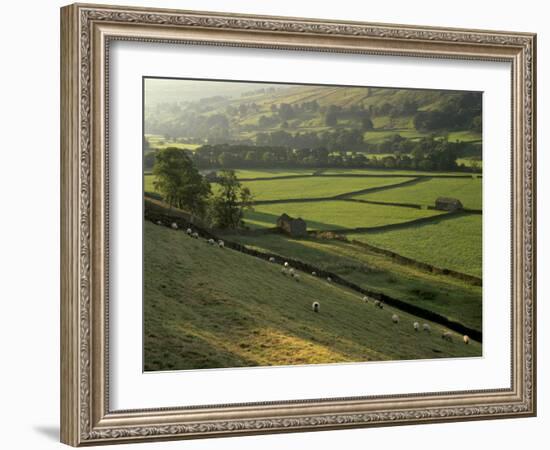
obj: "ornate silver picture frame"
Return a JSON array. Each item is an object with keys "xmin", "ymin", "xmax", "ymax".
[{"xmin": 61, "ymin": 3, "xmax": 536, "ymax": 446}]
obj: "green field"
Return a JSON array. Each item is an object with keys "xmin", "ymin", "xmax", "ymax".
[
  {"xmin": 236, "ymin": 176, "xmax": 414, "ymax": 201},
  {"xmin": 244, "ymin": 200, "xmax": 443, "ymax": 230},
  {"xmin": 353, "ymin": 177, "xmax": 482, "ymax": 210},
  {"xmin": 227, "ymin": 233, "xmax": 482, "ymax": 332},
  {"xmin": 144, "ymin": 221, "xmax": 481, "ymax": 371},
  {"xmin": 349, "ymin": 214, "xmax": 482, "ymax": 277},
  {"xmin": 234, "ymin": 169, "xmax": 314, "ymax": 179},
  {"xmin": 320, "ymin": 168, "xmax": 478, "ymax": 177}
]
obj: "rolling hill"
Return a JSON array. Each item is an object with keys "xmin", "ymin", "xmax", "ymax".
[
  {"xmin": 144, "ymin": 220, "xmax": 481, "ymax": 371},
  {"xmin": 144, "ymin": 80, "xmax": 482, "ymax": 153}
]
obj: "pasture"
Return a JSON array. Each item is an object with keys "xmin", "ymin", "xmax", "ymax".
[
  {"xmin": 237, "ymin": 176, "xmax": 414, "ymax": 201},
  {"xmin": 144, "ymin": 221, "xmax": 481, "ymax": 371},
  {"xmin": 348, "ymin": 214, "xmax": 482, "ymax": 277},
  {"xmin": 353, "ymin": 177, "xmax": 482, "ymax": 210},
  {"xmin": 243, "ymin": 200, "xmax": 443, "ymax": 230},
  {"xmin": 227, "ymin": 233, "xmax": 482, "ymax": 332},
  {"xmin": 320, "ymin": 168, "xmax": 478, "ymax": 177},
  {"xmin": 234, "ymin": 169, "xmax": 314, "ymax": 179}
]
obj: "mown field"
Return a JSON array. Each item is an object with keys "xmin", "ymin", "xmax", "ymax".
[
  {"xmin": 353, "ymin": 177, "xmax": 482, "ymax": 210},
  {"xmin": 243, "ymin": 200, "xmax": 443, "ymax": 230},
  {"xmin": 144, "ymin": 221, "xmax": 481, "ymax": 371},
  {"xmin": 348, "ymin": 214, "xmax": 482, "ymax": 278}
]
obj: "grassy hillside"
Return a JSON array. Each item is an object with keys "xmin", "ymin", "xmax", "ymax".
[
  {"xmin": 144, "ymin": 221, "xmax": 481, "ymax": 371},
  {"xmin": 226, "ymin": 233, "xmax": 482, "ymax": 332},
  {"xmin": 144, "ymin": 81, "xmax": 482, "ymax": 157}
]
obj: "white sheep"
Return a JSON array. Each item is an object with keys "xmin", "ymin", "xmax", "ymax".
[
  {"xmin": 281, "ymin": 268, "xmax": 288, "ymax": 276},
  {"xmin": 326, "ymin": 276, "xmax": 332, "ymax": 282},
  {"xmin": 171, "ymin": 222, "xmax": 178, "ymax": 230},
  {"xmin": 186, "ymin": 228, "xmax": 192, "ymax": 235},
  {"xmin": 311, "ymin": 271, "xmax": 317, "ymax": 277},
  {"xmin": 293, "ymin": 274, "xmax": 300, "ymax": 282},
  {"xmin": 463, "ymin": 335, "xmax": 470, "ymax": 345},
  {"xmin": 289, "ymin": 268, "xmax": 295, "ymax": 276},
  {"xmin": 362, "ymin": 296, "xmax": 369, "ymax": 303},
  {"xmin": 374, "ymin": 300, "xmax": 383, "ymax": 309},
  {"xmin": 207, "ymin": 238, "xmax": 215, "ymax": 245},
  {"xmin": 284, "ymin": 262, "xmax": 289, "ymax": 267},
  {"xmin": 422, "ymin": 323, "xmax": 431, "ymax": 333},
  {"xmin": 218, "ymin": 240, "xmax": 224, "ymax": 248},
  {"xmin": 312, "ymin": 302, "xmax": 320, "ymax": 313},
  {"xmin": 191, "ymin": 232, "xmax": 199, "ymax": 239},
  {"xmin": 392, "ymin": 314, "xmax": 399, "ymax": 324},
  {"xmin": 442, "ymin": 331, "xmax": 453, "ymax": 342},
  {"xmin": 413, "ymin": 322, "xmax": 420, "ymax": 331},
  {"xmin": 269, "ymin": 257, "xmax": 276, "ymax": 263}
]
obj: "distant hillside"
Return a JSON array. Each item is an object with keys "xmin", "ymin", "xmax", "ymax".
[
  {"xmin": 144, "ymin": 80, "xmax": 481, "ymax": 154},
  {"xmin": 143, "ymin": 221, "xmax": 481, "ymax": 371}
]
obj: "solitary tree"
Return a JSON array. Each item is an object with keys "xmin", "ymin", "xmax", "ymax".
[
  {"xmin": 153, "ymin": 147, "xmax": 211, "ymax": 217},
  {"xmin": 210, "ymin": 170, "xmax": 254, "ymax": 229}
]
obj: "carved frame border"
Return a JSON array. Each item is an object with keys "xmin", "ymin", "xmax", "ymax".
[{"xmin": 60, "ymin": 3, "xmax": 536, "ymax": 446}]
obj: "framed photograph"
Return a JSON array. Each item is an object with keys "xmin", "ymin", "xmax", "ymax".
[{"xmin": 60, "ymin": 3, "xmax": 537, "ymax": 446}]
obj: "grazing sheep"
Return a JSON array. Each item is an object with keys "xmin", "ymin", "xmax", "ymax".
[
  {"xmin": 218, "ymin": 240, "xmax": 224, "ymax": 248},
  {"xmin": 171, "ymin": 222, "xmax": 178, "ymax": 230},
  {"xmin": 374, "ymin": 300, "xmax": 384, "ymax": 309},
  {"xmin": 284, "ymin": 262, "xmax": 289, "ymax": 267},
  {"xmin": 269, "ymin": 257, "xmax": 276, "ymax": 263},
  {"xmin": 294, "ymin": 274, "xmax": 300, "ymax": 282},
  {"xmin": 362, "ymin": 296, "xmax": 369, "ymax": 303},
  {"xmin": 413, "ymin": 322, "xmax": 420, "ymax": 331},
  {"xmin": 186, "ymin": 228, "xmax": 192, "ymax": 235},
  {"xmin": 312, "ymin": 302, "xmax": 320, "ymax": 313},
  {"xmin": 156, "ymin": 220, "xmax": 162, "ymax": 226},
  {"xmin": 311, "ymin": 271, "xmax": 317, "ymax": 277},
  {"xmin": 191, "ymin": 232, "xmax": 199, "ymax": 239},
  {"xmin": 463, "ymin": 335, "xmax": 470, "ymax": 345},
  {"xmin": 442, "ymin": 331, "xmax": 453, "ymax": 342},
  {"xmin": 289, "ymin": 268, "xmax": 295, "ymax": 276},
  {"xmin": 326, "ymin": 276, "xmax": 332, "ymax": 282},
  {"xmin": 281, "ymin": 268, "xmax": 288, "ymax": 276},
  {"xmin": 422, "ymin": 323, "xmax": 431, "ymax": 333},
  {"xmin": 207, "ymin": 238, "xmax": 215, "ymax": 245},
  {"xmin": 392, "ymin": 314, "xmax": 399, "ymax": 324}
]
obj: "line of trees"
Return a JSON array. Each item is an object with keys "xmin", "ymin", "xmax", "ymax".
[
  {"xmin": 151, "ymin": 148, "xmax": 254, "ymax": 229},
  {"xmin": 183, "ymin": 136, "xmax": 478, "ymax": 172}
]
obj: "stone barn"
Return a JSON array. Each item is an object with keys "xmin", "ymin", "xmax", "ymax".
[
  {"xmin": 435, "ymin": 197, "xmax": 464, "ymax": 212},
  {"xmin": 276, "ymin": 213, "xmax": 307, "ymax": 237}
]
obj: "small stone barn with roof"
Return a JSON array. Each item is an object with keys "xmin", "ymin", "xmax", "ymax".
[
  {"xmin": 435, "ymin": 197, "xmax": 464, "ymax": 212},
  {"xmin": 277, "ymin": 213, "xmax": 307, "ymax": 237}
]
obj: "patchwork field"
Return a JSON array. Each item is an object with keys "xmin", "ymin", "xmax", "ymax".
[
  {"xmin": 144, "ymin": 221, "xmax": 481, "ymax": 371},
  {"xmin": 243, "ymin": 200, "xmax": 443, "ymax": 230},
  {"xmin": 353, "ymin": 177, "xmax": 482, "ymax": 210}
]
